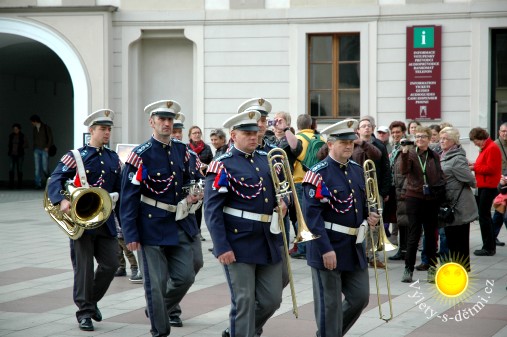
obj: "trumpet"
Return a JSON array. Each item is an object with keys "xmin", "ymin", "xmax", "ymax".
[
  {"xmin": 363, "ymin": 159, "xmax": 396, "ymax": 322},
  {"xmin": 267, "ymin": 148, "xmax": 319, "ymax": 318}
]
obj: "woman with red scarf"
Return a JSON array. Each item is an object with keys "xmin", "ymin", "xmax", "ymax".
[{"xmin": 188, "ymin": 126, "xmax": 213, "ymax": 240}]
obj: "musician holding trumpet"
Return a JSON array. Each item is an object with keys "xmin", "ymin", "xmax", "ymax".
[
  {"xmin": 204, "ymin": 109, "xmax": 287, "ymax": 337},
  {"xmin": 46, "ymin": 109, "xmax": 122, "ymax": 331},
  {"xmin": 302, "ymin": 119, "xmax": 380, "ymax": 337}
]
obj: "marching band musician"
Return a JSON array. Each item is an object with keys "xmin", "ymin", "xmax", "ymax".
[
  {"xmin": 237, "ymin": 97, "xmax": 277, "ymax": 153},
  {"xmin": 166, "ymin": 113, "xmax": 205, "ymax": 328},
  {"xmin": 47, "ymin": 109, "xmax": 122, "ymax": 331},
  {"xmin": 204, "ymin": 109, "xmax": 288, "ymax": 337},
  {"xmin": 119, "ymin": 100, "xmax": 202, "ymax": 337},
  {"xmin": 302, "ymin": 119, "xmax": 380, "ymax": 337}
]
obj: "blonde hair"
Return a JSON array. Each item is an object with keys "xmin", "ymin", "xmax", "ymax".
[
  {"xmin": 275, "ymin": 111, "xmax": 291, "ymax": 126},
  {"xmin": 440, "ymin": 127, "xmax": 460, "ymax": 144}
]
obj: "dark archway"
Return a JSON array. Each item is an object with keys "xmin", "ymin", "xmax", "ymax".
[{"xmin": 0, "ymin": 33, "xmax": 73, "ymax": 188}]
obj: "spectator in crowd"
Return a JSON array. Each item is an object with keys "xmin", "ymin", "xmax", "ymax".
[
  {"xmin": 271, "ymin": 111, "xmax": 302, "ymax": 171},
  {"xmin": 438, "ymin": 127, "xmax": 478, "ymax": 271},
  {"xmin": 400, "ymin": 126, "xmax": 445, "ymax": 283},
  {"xmin": 188, "ymin": 125, "xmax": 213, "ymax": 241},
  {"xmin": 8, "ymin": 123, "xmax": 28, "ymax": 189},
  {"xmin": 469, "ymin": 127, "xmax": 502, "ymax": 256},
  {"xmin": 407, "ymin": 120, "xmax": 421, "ymax": 136},
  {"xmin": 114, "ymin": 214, "xmax": 142, "ymax": 282},
  {"xmin": 376, "ymin": 125, "xmax": 392, "ymax": 153},
  {"xmin": 387, "ymin": 121, "xmax": 409, "ymax": 261},
  {"xmin": 29, "ymin": 114, "xmax": 54, "ymax": 189},
  {"xmin": 356, "ymin": 116, "xmax": 391, "ymax": 269},
  {"xmin": 291, "ymin": 114, "xmax": 325, "ymax": 259},
  {"xmin": 210, "ymin": 128, "xmax": 228, "ymax": 159},
  {"xmin": 493, "ymin": 122, "xmax": 507, "ymax": 246}
]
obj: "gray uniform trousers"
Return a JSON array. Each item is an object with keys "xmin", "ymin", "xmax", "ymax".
[
  {"xmin": 312, "ymin": 266, "xmax": 369, "ymax": 337},
  {"xmin": 225, "ymin": 261, "xmax": 283, "ymax": 337},
  {"xmin": 70, "ymin": 225, "xmax": 119, "ymax": 321},
  {"xmin": 168, "ymin": 233, "xmax": 204, "ymax": 319},
  {"xmin": 142, "ymin": 228, "xmax": 195, "ymax": 337}
]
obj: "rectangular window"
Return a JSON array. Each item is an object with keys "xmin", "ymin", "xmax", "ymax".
[{"xmin": 308, "ymin": 33, "xmax": 360, "ymax": 119}]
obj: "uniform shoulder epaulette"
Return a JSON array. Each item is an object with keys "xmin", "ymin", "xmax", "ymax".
[
  {"xmin": 214, "ymin": 152, "xmax": 232, "ymax": 162},
  {"xmin": 349, "ymin": 160, "xmax": 361, "ymax": 167},
  {"xmin": 256, "ymin": 149, "xmax": 268, "ymax": 156},
  {"xmin": 134, "ymin": 141, "xmax": 152, "ymax": 155},
  {"xmin": 172, "ymin": 139, "xmax": 186, "ymax": 147},
  {"xmin": 310, "ymin": 161, "xmax": 328, "ymax": 172}
]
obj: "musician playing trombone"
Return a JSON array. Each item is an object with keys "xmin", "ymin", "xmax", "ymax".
[
  {"xmin": 204, "ymin": 109, "xmax": 288, "ymax": 337},
  {"xmin": 302, "ymin": 119, "xmax": 380, "ymax": 337},
  {"xmin": 46, "ymin": 109, "xmax": 122, "ymax": 331}
]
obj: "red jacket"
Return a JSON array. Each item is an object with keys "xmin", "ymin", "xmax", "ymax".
[{"xmin": 474, "ymin": 138, "xmax": 502, "ymax": 188}]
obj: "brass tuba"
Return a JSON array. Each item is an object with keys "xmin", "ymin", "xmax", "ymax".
[
  {"xmin": 43, "ymin": 177, "xmax": 113, "ymax": 240},
  {"xmin": 267, "ymin": 148, "xmax": 320, "ymax": 318},
  {"xmin": 363, "ymin": 159, "xmax": 395, "ymax": 322}
]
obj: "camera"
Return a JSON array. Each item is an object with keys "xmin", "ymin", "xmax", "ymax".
[
  {"xmin": 267, "ymin": 119, "xmax": 277, "ymax": 127},
  {"xmin": 400, "ymin": 138, "xmax": 414, "ymax": 146}
]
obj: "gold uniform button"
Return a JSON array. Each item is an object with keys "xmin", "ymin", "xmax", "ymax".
[
  {"xmin": 175, "ymin": 182, "xmax": 178, "ymax": 186},
  {"xmin": 176, "ymin": 192, "xmax": 178, "ymax": 196},
  {"xmin": 241, "ymin": 177, "xmax": 245, "ymax": 181},
  {"xmin": 157, "ymin": 172, "xmax": 161, "ymax": 176},
  {"xmin": 86, "ymin": 170, "xmax": 90, "ymax": 174},
  {"xmin": 345, "ymin": 171, "xmax": 348, "ymax": 175},
  {"xmin": 265, "ymin": 198, "xmax": 269, "ymax": 203},
  {"xmin": 171, "ymin": 161, "xmax": 174, "ymax": 165},
  {"xmin": 173, "ymin": 172, "xmax": 176, "ymax": 175},
  {"xmin": 352, "ymin": 189, "xmax": 355, "ymax": 193},
  {"xmin": 99, "ymin": 152, "xmax": 102, "ymax": 156},
  {"xmin": 256, "ymin": 167, "xmax": 259, "ymax": 172},
  {"xmin": 355, "ymin": 209, "xmax": 358, "ymax": 213},
  {"xmin": 101, "ymin": 170, "xmax": 105, "ymax": 174},
  {"xmin": 163, "ymin": 144, "xmax": 166, "ymax": 148},
  {"xmin": 334, "ymin": 189, "xmax": 337, "ymax": 194},
  {"xmin": 348, "ymin": 179, "xmax": 352, "ymax": 184},
  {"xmin": 101, "ymin": 161, "xmax": 104, "ymax": 165},
  {"xmin": 260, "ymin": 177, "xmax": 264, "ymax": 181},
  {"xmin": 354, "ymin": 198, "xmax": 357, "ymax": 202},
  {"xmin": 250, "ymin": 159, "xmax": 254, "ymax": 163},
  {"xmin": 234, "ymin": 229, "xmax": 238, "ymax": 233},
  {"xmin": 168, "ymin": 151, "xmax": 171, "ymax": 155},
  {"xmin": 263, "ymin": 187, "xmax": 266, "ymax": 191},
  {"xmin": 148, "ymin": 214, "xmax": 152, "ymax": 218}
]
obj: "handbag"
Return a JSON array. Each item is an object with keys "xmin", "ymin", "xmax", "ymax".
[{"xmin": 438, "ymin": 185, "xmax": 465, "ymax": 224}]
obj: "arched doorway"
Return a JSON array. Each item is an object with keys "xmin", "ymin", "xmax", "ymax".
[{"xmin": 0, "ymin": 17, "xmax": 89, "ymax": 187}]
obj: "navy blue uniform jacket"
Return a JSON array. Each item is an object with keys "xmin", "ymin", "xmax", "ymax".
[
  {"xmin": 120, "ymin": 137, "xmax": 192, "ymax": 246},
  {"xmin": 302, "ymin": 157, "xmax": 368, "ymax": 271},
  {"xmin": 47, "ymin": 145, "xmax": 121, "ymax": 237},
  {"xmin": 204, "ymin": 146, "xmax": 281, "ymax": 265}
]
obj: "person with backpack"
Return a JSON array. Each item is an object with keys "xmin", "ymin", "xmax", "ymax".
[{"xmin": 291, "ymin": 114, "xmax": 325, "ymax": 259}]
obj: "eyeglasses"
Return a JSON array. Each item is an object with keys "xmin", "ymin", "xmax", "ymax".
[
  {"xmin": 359, "ymin": 124, "xmax": 373, "ymax": 129},
  {"xmin": 415, "ymin": 135, "xmax": 429, "ymax": 139}
]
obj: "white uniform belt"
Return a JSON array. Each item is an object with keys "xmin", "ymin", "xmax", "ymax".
[
  {"xmin": 324, "ymin": 221, "xmax": 359, "ymax": 236},
  {"xmin": 223, "ymin": 206, "xmax": 272, "ymax": 223},
  {"xmin": 141, "ymin": 195, "xmax": 177, "ymax": 213}
]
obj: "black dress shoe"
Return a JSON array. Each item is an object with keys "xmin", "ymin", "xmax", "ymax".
[
  {"xmin": 222, "ymin": 328, "xmax": 230, "ymax": 337},
  {"xmin": 415, "ymin": 263, "xmax": 430, "ymax": 271},
  {"xmin": 496, "ymin": 238, "xmax": 505, "ymax": 246},
  {"xmin": 79, "ymin": 318, "xmax": 94, "ymax": 331},
  {"xmin": 474, "ymin": 249, "xmax": 495, "ymax": 256},
  {"xmin": 92, "ymin": 305, "xmax": 102, "ymax": 322},
  {"xmin": 169, "ymin": 316, "xmax": 183, "ymax": 327},
  {"xmin": 388, "ymin": 250, "xmax": 405, "ymax": 261}
]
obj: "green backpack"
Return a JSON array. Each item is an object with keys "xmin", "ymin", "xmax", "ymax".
[{"xmin": 298, "ymin": 133, "xmax": 325, "ymax": 171}]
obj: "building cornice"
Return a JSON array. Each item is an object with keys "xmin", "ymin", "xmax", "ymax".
[{"xmin": 0, "ymin": 6, "xmax": 118, "ymax": 13}]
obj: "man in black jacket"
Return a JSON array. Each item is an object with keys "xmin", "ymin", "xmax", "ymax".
[{"xmin": 357, "ymin": 116, "xmax": 392, "ymax": 268}]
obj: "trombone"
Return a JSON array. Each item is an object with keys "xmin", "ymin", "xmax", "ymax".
[
  {"xmin": 267, "ymin": 148, "xmax": 319, "ymax": 318},
  {"xmin": 363, "ymin": 159, "xmax": 396, "ymax": 322}
]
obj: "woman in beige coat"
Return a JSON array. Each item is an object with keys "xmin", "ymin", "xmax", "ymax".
[{"xmin": 439, "ymin": 127, "xmax": 478, "ymax": 272}]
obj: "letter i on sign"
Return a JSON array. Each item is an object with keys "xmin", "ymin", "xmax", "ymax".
[{"xmin": 421, "ymin": 31, "xmax": 426, "ymax": 45}]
